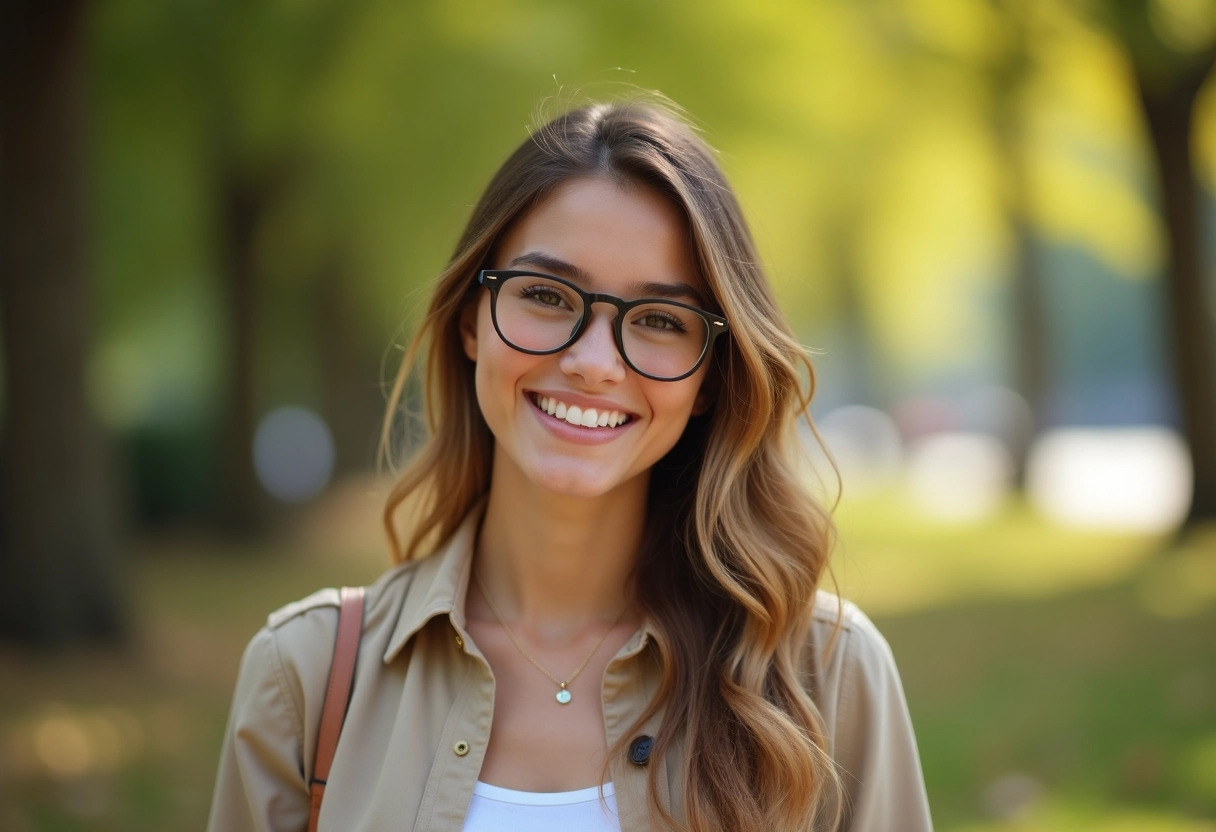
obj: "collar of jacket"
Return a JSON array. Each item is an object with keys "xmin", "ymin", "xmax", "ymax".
[{"xmin": 379, "ymin": 500, "xmax": 660, "ymax": 666}]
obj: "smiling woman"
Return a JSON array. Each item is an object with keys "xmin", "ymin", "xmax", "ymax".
[{"xmin": 207, "ymin": 99, "xmax": 933, "ymax": 832}]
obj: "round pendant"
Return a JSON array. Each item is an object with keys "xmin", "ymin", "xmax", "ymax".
[{"xmin": 555, "ymin": 688, "xmax": 573, "ymax": 704}]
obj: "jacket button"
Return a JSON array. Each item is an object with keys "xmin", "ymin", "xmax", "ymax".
[
  {"xmin": 453, "ymin": 740, "xmax": 470, "ymax": 756},
  {"xmin": 454, "ymin": 634, "xmax": 464, "ymax": 649},
  {"xmin": 628, "ymin": 735, "xmax": 654, "ymax": 765}
]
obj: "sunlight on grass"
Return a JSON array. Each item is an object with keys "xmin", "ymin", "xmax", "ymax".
[
  {"xmin": 852, "ymin": 500, "xmax": 1216, "ymax": 830},
  {"xmin": 1136, "ymin": 526, "xmax": 1216, "ymax": 619},
  {"xmin": 949, "ymin": 799, "xmax": 1216, "ymax": 831},
  {"xmin": 1181, "ymin": 732, "xmax": 1216, "ymax": 804},
  {"xmin": 831, "ymin": 491, "xmax": 1163, "ymax": 615}
]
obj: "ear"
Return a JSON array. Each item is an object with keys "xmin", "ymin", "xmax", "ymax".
[
  {"xmin": 460, "ymin": 299, "xmax": 479, "ymax": 362},
  {"xmin": 692, "ymin": 373, "xmax": 716, "ymax": 416}
]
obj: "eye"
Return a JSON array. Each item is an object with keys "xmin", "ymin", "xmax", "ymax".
[
  {"xmin": 519, "ymin": 284, "xmax": 572, "ymax": 308},
  {"xmin": 635, "ymin": 308, "xmax": 688, "ymax": 333}
]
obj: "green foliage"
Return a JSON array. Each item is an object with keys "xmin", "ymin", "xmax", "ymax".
[{"xmin": 86, "ymin": 0, "xmax": 1215, "ymax": 442}]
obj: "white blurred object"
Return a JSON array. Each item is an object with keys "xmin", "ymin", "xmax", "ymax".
[
  {"xmin": 253, "ymin": 406, "xmax": 336, "ymax": 503},
  {"xmin": 813, "ymin": 405, "xmax": 903, "ymax": 496},
  {"xmin": 1026, "ymin": 427, "xmax": 1191, "ymax": 532},
  {"xmin": 905, "ymin": 431, "xmax": 1013, "ymax": 522}
]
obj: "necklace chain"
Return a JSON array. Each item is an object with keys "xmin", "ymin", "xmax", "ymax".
[{"xmin": 473, "ymin": 571, "xmax": 627, "ymax": 704}]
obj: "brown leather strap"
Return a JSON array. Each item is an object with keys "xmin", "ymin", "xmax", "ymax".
[{"xmin": 308, "ymin": 586, "xmax": 365, "ymax": 832}]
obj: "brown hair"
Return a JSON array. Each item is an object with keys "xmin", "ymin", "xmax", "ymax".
[{"xmin": 381, "ymin": 99, "xmax": 842, "ymax": 831}]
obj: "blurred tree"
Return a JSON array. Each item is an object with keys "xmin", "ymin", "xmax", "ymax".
[
  {"xmin": 119, "ymin": 0, "xmax": 374, "ymax": 531},
  {"xmin": 215, "ymin": 168, "xmax": 274, "ymax": 533},
  {"xmin": 0, "ymin": 1, "xmax": 126, "ymax": 645},
  {"xmin": 313, "ymin": 258, "xmax": 384, "ymax": 474},
  {"xmin": 1083, "ymin": 0, "xmax": 1216, "ymax": 524},
  {"xmin": 201, "ymin": 0, "xmax": 344, "ymax": 533},
  {"xmin": 987, "ymin": 0, "xmax": 1047, "ymax": 479},
  {"xmin": 91, "ymin": 0, "xmax": 1216, "ymax": 535},
  {"xmin": 873, "ymin": 0, "xmax": 1046, "ymax": 469}
]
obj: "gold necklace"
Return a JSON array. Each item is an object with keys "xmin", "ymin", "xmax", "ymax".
[{"xmin": 473, "ymin": 572, "xmax": 627, "ymax": 705}]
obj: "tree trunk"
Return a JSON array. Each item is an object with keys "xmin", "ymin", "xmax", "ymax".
[
  {"xmin": 214, "ymin": 175, "xmax": 267, "ymax": 533},
  {"xmin": 1134, "ymin": 58, "xmax": 1216, "ymax": 524},
  {"xmin": 315, "ymin": 260, "xmax": 381, "ymax": 475},
  {"xmin": 990, "ymin": 0, "xmax": 1044, "ymax": 484},
  {"xmin": 0, "ymin": 1, "xmax": 126, "ymax": 645},
  {"xmin": 995, "ymin": 108, "xmax": 1046, "ymax": 484}
]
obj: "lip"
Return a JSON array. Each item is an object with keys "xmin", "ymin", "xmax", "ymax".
[{"xmin": 525, "ymin": 390, "xmax": 637, "ymax": 444}]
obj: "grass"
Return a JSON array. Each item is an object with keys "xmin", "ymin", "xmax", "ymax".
[
  {"xmin": 839, "ymin": 494, "xmax": 1216, "ymax": 830},
  {"xmin": 1, "ymin": 480, "xmax": 1214, "ymax": 831}
]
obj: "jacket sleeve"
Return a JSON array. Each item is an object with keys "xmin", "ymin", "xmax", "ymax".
[
  {"xmin": 832, "ymin": 607, "xmax": 933, "ymax": 831},
  {"xmin": 207, "ymin": 626, "xmax": 311, "ymax": 832}
]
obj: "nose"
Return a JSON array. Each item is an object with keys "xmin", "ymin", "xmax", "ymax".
[{"xmin": 558, "ymin": 302, "xmax": 627, "ymax": 384}]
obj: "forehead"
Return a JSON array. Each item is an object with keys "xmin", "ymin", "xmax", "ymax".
[{"xmin": 493, "ymin": 176, "xmax": 705, "ymax": 298}]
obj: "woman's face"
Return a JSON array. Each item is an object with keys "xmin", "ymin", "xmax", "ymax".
[{"xmin": 462, "ymin": 175, "xmax": 714, "ymax": 501}]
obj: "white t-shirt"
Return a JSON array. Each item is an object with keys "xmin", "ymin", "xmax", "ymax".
[{"xmin": 463, "ymin": 781, "xmax": 620, "ymax": 832}]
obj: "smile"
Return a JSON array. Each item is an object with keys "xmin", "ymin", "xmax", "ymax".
[{"xmin": 532, "ymin": 394, "xmax": 632, "ymax": 429}]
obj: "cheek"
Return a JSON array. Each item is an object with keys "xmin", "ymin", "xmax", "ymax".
[
  {"xmin": 470, "ymin": 317, "xmax": 538, "ymax": 424},
  {"xmin": 648, "ymin": 377, "xmax": 707, "ymax": 437}
]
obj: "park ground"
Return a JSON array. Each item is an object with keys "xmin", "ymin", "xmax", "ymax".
[{"xmin": 1, "ymin": 478, "xmax": 1214, "ymax": 831}]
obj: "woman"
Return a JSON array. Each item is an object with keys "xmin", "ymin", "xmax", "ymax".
[{"xmin": 208, "ymin": 100, "xmax": 933, "ymax": 832}]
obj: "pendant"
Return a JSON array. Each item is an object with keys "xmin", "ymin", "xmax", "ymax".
[{"xmin": 556, "ymin": 684, "xmax": 572, "ymax": 705}]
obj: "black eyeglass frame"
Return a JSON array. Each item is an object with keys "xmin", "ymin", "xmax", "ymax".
[{"xmin": 476, "ymin": 269, "xmax": 730, "ymax": 382}]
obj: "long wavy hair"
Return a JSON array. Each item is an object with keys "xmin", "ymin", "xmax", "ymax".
[{"xmin": 381, "ymin": 99, "xmax": 842, "ymax": 831}]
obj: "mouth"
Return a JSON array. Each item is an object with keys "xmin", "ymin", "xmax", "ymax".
[{"xmin": 531, "ymin": 393, "xmax": 632, "ymax": 429}]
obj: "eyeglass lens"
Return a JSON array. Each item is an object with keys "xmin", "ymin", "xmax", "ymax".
[{"xmin": 492, "ymin": 273, "xmax": 710, "ymax": 380}]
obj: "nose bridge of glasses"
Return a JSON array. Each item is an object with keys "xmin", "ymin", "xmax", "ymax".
[
  {"xmin": 585, "ymin": 293, "xmax": 625, "ymax": 318},
  {"xmin": 574, "ymin": 297, "xmax": 624, "ymax": 352},
  {"xmin": 557, "ymin": 302, "xmax": 627, "ymax": 381}
]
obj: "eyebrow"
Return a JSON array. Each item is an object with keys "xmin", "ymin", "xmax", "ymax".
[{"xmin": 508, "ymin": 251, "xmax": 706, "ymax": 306}]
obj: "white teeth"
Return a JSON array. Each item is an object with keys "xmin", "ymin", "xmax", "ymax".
[{"xmin": 535, "ymin": 394, "xmax": 628, "ymax": 429}]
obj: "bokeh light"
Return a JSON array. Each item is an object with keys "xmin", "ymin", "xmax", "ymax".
[
  {"xmin": 1027, "ymin": 428, "xmax": 1192, "ymax": 532},
  {"xmin": 252, "ymin": 407, "xmax": 336, "ymax": 503},
  {"xmin": 815, "ymin": 405, "xmax": 903, "ymax": 497},
  {"xmin": 906, "ymin": 431, "xmax": 1014, "ymax": 522}
]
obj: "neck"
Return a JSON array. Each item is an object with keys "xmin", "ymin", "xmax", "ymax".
[{"xmin": 474, "ymin": 466, "xmax": 647, "ymax": 633}]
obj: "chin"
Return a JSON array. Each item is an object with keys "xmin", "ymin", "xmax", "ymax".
[
  {"xmin": 526, "ymin": 463, "xmax": 644, "ymax": 501},
  {"xmin": 533, "ymin": 473, "xmax": 617, "ymax": 500}
]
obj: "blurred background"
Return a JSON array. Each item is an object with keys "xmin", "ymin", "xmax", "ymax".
[{"xmin": 2, "ymin": 0, "xmax": 1215, "ymax": 829}]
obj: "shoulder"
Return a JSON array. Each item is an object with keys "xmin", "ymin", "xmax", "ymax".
[
  {"xmin": 806, "ymin": 598, "xmax": 934, "ymax": 827},
  {"xmin": 242, "ymin": 558, "xmax": 429, "ymax": 706},
  {"xmin": 221, "ymin": 559, "xmax": 431, "ymax": 766},
  {"xmin": 814, "ymin": 591, "xmax": 896, "ymax": 656},
  {"xmin": 804, "ymin": 591, "xmax": 907, "ymax": 740},
  {"xmin": 262, "ymin": 557, "xmax": 428, "ymax": 652},
  {"xmin": 808, "ymin": 591, "xmax": 897, "ymax": 677}
]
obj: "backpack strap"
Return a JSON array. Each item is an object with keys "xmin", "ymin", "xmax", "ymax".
[{"xmin": 308, "ymin": 586, "xmax": 365, "ymax": 832}]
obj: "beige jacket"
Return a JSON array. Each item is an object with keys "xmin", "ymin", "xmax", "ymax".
[{"xmin": 207, "ymin": 509, "xmax": 933, "ymax": 831}]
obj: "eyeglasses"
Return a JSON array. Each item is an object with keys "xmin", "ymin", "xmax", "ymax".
[{"xmin": 476, "ymin": 270, "xmax": 729, "ymax": 382}]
